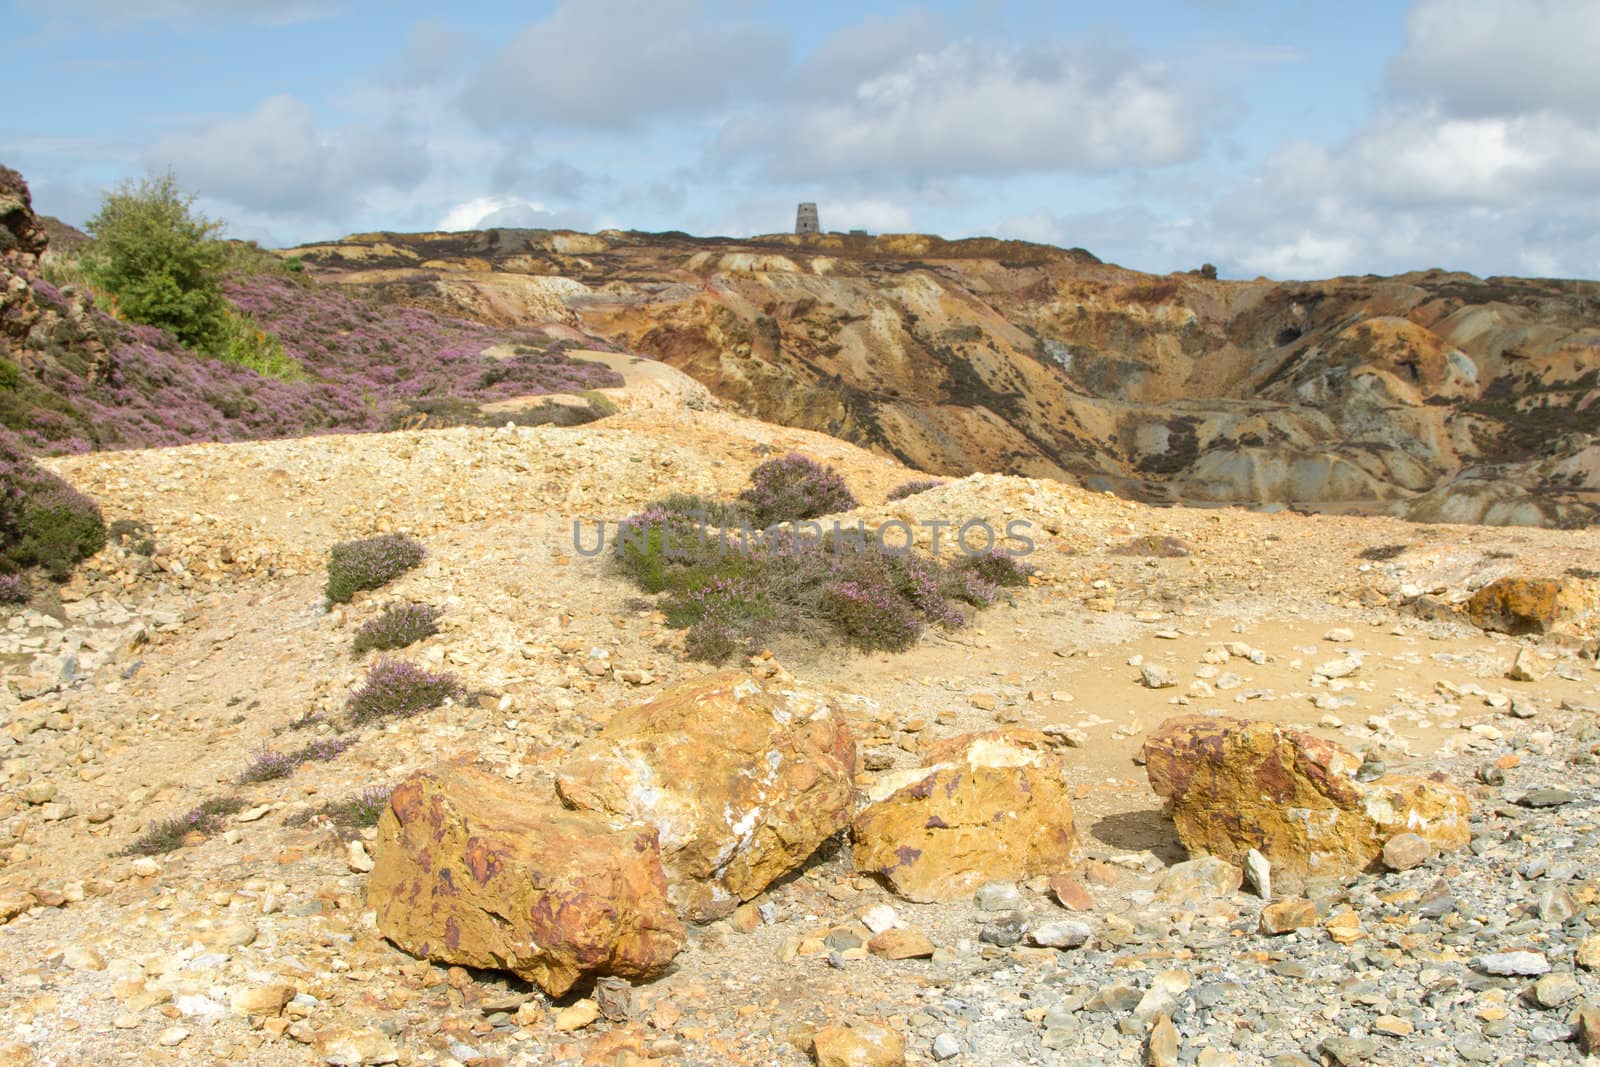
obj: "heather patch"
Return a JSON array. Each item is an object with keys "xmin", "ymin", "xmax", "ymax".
[
  {"xmin": 886, "ymin": 479, "xmax": 946, "ymax": 501},
  {"xmin": 325, "ymin": 533, "xmax": 425, "ymax": 604},
  {"xmin": 119, "ymin": 795, "xmax": 245, "ymax": 856},
  {"xmin": 0, "ymin": 427, "xmax": 105, "ymax": 579},
  {"xmin": 0, "ymin": 574, "xmax": 28, "ymax": 605},
  {"xmin": 738, "ymin": 454, "xmax": 858, "ymax": 527},
  {"xmin": 352, "ymin": 602, "xmax": 441, "ymax": 655},
  {"xmin": 346, "ymin": 659, "xmax": 461, "ymax": 726},
  {"xmin": 238, "ymin": 736, "xmax": 354, "ymax": 784},
  {"xmin": 8, "ymin": 269, "xmax": 622, "ymax": 454},
  {"xmin": 613, "ymin": 492, "xmax": 1028, "ymax": 661},
  {"xmin": 285, "ymin": 786, "xmax": 391, "ymax": 830}
]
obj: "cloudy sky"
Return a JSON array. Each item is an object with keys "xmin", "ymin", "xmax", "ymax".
[{"xmin": 7, "ymin": 0, "xmax": 1599, "ymax": 280}]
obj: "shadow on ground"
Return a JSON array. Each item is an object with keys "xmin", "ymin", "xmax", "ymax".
[{"xmin": 1088, "ymin": 809, "xmax": 1187, "ymax": 866}]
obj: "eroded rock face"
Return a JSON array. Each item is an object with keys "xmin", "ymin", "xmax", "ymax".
[
  {"xmin": 852, "ymin": 730, "xmax": 1083, "ymax": 903},
  {"xmin": 1143, "ymin": 716, "xmax": 1470, "ymax": 879},
  {"xmin": 554, "ymin": 671, "xmax": 856, "ymax": 922},
  {"xmin": 369, "ymin": 760, "xmax": 685, "ymax": 997}
]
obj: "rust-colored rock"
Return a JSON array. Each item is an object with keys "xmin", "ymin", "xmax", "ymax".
[
  {"xmin": 369, "ymin": 760, "xmax": 685, "ymax": 997},
  {"xmin": 1143, "ymin": 716, "xmax": 1470, "ymax": 879},
  {"xmin": 555, "ymin": 671, "xmax": 856, "ymax": 922},
  {"xmin": 812, "ymin": 1020, "xmax": 907, "ymax": 1067},
  {"xmin": 852, "ymin": 730, "xmax": 1083, "ymax": 903},
  {"xmin": 1466, "ymin": 577, "xmax": 1567, "ymax": 635}
]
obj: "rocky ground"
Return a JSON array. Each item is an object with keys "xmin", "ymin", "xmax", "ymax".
[{"xmin": 1, "ymin": 389, "xmax": 1598, "ymax": 1067}]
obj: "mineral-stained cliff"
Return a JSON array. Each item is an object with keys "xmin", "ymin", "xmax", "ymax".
[{"xmin": 294, "ymin": 227, "xmax": 1600, "ymax": 527}]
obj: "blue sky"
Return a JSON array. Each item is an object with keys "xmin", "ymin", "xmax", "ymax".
[{"xmin": 7, "ymin": 0, "xmax": 1600, "ymax": 280}]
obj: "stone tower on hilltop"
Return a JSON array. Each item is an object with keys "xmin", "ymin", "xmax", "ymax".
[{"xmin": 795, "ymin": 203, "xmax": 819, "ymax": 235}]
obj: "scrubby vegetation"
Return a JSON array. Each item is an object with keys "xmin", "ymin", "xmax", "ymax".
[
  {"xmin": 352, "ymin": 602, "xmax": 442, "ymax": 655},
  {"xmin": 0, "ymin": 428, "xmax": 105, "ymax": 580},
  {"xmin": 237, "ymin": 736, "xmax": 353, "ymax": 784},
  {"xmin": 613, "ymin": 459, "xmax": 1031, "ymax": 661},
  {"xmin": 0, "ymin": 573, "xmax": 28, "ymax": 604},
  {"xmin": 1359, "ymin": 543, "xmax": 1409, "ymax": 562},
  {"xmin": 886, "ymin": 479, "xmax": 946, "ymax": 501},
  {"xmin": 119, "ymin": 795, "xmax": 244, "ymax": 856},
  {"xmin": 285, "ymin": 786, "xmax": 392, "ymax": 830},
  {"xmin": 325, "ymin": 533, "xmax": 425, "ymax": 604},
  {"xmin": 346, "ymin": 659, "xmax": 461, "ymax": 726},
  {"xmin": 738, "ymin": 453, "xmax": 858, "ymax": 526}
]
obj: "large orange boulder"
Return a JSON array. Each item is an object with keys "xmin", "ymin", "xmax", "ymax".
[
  {"xmin": 555, "ymin": 672, "xmax": 856, "ymax": 922},
  {"xmin": 852, "ymin": 730, "xmax": 1083, "ymax": 903},
  {"xmin": 1143, "ymin": 716, "xmax": 1470, "ymax": 878},
  {"xmin": 1466, "ymin": 577, "xmax": 1570, "ymax": 635},
  {"xmin": 369, "ymin": 760, "xmax": 685, "ymax": 997}
]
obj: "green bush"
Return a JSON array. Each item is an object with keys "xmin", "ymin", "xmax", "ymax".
[
  {"xmin": 325, "ymin": 533, "xmax": 426, "ymax": 604},
  {"xmin": 0, "ymin": 429, "xmax": 105, "ymax": 580},
  {"xmin": 216, "ymin": 305, "xmax": 305, "ymax": 380},
  {"xmin": 82, "ymin": 172, "xmax": 229, "ymax": 351}
]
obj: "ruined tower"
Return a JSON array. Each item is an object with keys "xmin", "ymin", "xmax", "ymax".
[{"xmin": 795, "ymin": 202, "xmax": 820, "ymax": 235}]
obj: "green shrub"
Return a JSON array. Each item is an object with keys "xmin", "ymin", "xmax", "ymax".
[
  {"xmin": 346, "ymin": 659, "xmax": 460, "ymax": 726},
  {"xmin": 82, "ymin": 172, "xmax": 229, "ymax": 351},
  {"xmin": 0, "ymin": 429, "xmax": 105, "ymax": 579},
  {"xmin": 325, "ymin": 533, "xmax": 425, "ymax": 604},
  {"xmin": 352, "ymin": 602, "xmax": 441, "ymax": 655},
  {"xmin": 216, "ymin": 305, "xmax": 305, "ymax": 380}
]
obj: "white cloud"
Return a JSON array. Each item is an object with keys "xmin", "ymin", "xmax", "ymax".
[
  {"xmin": 462, "ymin": 0, "xmax": 787, "ymax": 130},
  {"xmin": 716, "ymin": 38, "xmax": 1206, "ymax": 181},
  {"xmin": 145, "ymin": 95, "xmax": 428, "ymax": 220},
  {"xmin": 436, "ymin": 195, "xmax": 590, "ymax": 232},
  {"xmin": 20, "ymin": 0, "xmax": 336, "ymax": 28},
  {"xmin": 1388, "ymin": 0, "xmax": 1600, "ymax": 119}
]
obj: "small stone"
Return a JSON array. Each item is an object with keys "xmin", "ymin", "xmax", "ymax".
[
  {"xmin": 1508, "ymin": 648, "xmax": 1548, "ymax": 682},
  {"xmin": 1318, "ymin": 1036, "xmax": 1377, "ymax": 1066},
  {"xmin": 859, "ymin": 904, "xmax": 899, "ymax": 934},
  {"xmin": 1259, "ymin": 899, "xmax": 1316, "ymax": 935},
  {"xmin": 1147, "ymin": 1014, "xmax": 1178, "ymax": 1067},
  {"xmin": 1243, "ymin": 849, "xmax": 1271, "ymax": 900},
  {"xmin": 554, "ymin": 999, "xmax": 600, "ymax": 1032},
  {"xmin": 1324, "ymin": 628, "xmax": 1354, "ymax": 643},
  {"xmin": 1577, "ymin": 1008, "xmax": 1600, "ymax": 1056},
  {"xmin": 346, "ymin": 840, "xmax": 373, "ymax": 873},
  {"xmin": 979, "ymin": 913, "xmax": 1025, "ymax": 948},
  {"xmin": 1576, "ymin": 935, "xmax": 1600, "ymax": 969},
  {"xmin": 1473, "ymin": 951, "xmax": 1549, "ymax": 976},
  {"xmin": 1029, "ymin": 920, "xmax": 1091, "ymax": 949},
  {"xmin": 1381, "ymin": 833, "xmax": 1431, "ymax": 871},
  {"xmin": 974, "ymin": 882, "xmax": 1021, "ymax": 911},
  {"xmin": 813, "ymin": 1019, "xmax": 907, "ymax": 1067},
  {"xmin": 1530, "ymin": 973, "xmax": 1580, "ymax": 1009},
  {"xmin": 20, "ymin": 782, "xmax": 56, "ymax": 805},
  {"xmin": 1140, "ymin": 665, "xmax": 1176, "ymax": 689},
  {"xmin": 1048, "ymin": 875, "xmax": 1093, "ymax": 911},
  {"xmin": 1372, "ymin": 1015, "xmax": 1413, "ymax": 1037},
  {"xmin": 157, "ymin": 1027, "xmax": 188, "ymax": 1048},
  {"xmin": 1538, "ymin": 886, "xmax": 1577, "ymax": 924},
  {"xmin": 1155, "ymin": 856, "xmax": 1241, "ymax": 904},
  {"xmin": 62, "ymin": 946, "xmax": 105, "ymax": 971},
  {"xmin": 932, "ymin": 1033, "xmax": 961, "ymax": 1061},
  {"xmin": 231, "ymin": 984, "xmax": 294, "ymax": 1018},
  {"xmin": 1324, "ymin": 910, "xmax": 1364, "ymax": 945},
  {"xmin": 868, "ymin": 927, "xmax": 935, "ymax": 960},
  {"xmin": 319, "ymin": 1028, "xmax": 400, "ymax": 1066},
  {"xmin": 1518, "ymin": 788, "xmax": 1574, "ymax": 808}
]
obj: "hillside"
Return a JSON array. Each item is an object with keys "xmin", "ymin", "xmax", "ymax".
[{"xmin": 294, "ymin": 228, "xmax": 1600, "ymax": 529}]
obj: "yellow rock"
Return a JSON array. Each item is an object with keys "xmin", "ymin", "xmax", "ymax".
[
  {"xmin": 853, "ymin": 730, "xmax": 1083, "ymax": 903},
  {"xmin": 1143, "ymin": 716, "xmax": 1470, "ymax": 878}
]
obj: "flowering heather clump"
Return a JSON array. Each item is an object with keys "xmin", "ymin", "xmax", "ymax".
[
  {"xmin": 238, "ymin": 744, "xmax": 298, "ymax": 783},
  {"xmin": 325, "ymin": 533, "xmax": 425, "ymax": 604},
  {"xmin": 237, "ymin": 735, "xmax": 354, "ymax": 785},
  {"xmin": 118, "ymin": 795, "xmax": 244, "ymax": 856},
  {"xmin": 738, "ymin": 454, "xmax": 858, "ymax": 527},
  {"xmin": 346, "ymin": 659, "xmax": 461, "ymax": 726},
  {"xmin": 0, "ymin": 427, "xmax": 105, "ymax": 579},
  {"xmin": 819, "ymin": 573, "xmax": 926, "ymax": 652},
  {"xmin": 678, "ymin": 576, "xmax": 774, "ymax": 663},
  {"xmin": 9, "ymin": 271, "xmax": 623, "ymax": 454},
  {"xmin": 955, "ymin": 548, "xmax": 1035, "ymax": 588},
  {"xmin": 286, "ymin": 786, "xmax": 391, "ymax": 830},
  {"xmin": 0, "ymin": 574, "xmax": 27, "ymax": 605},
  {"xmin": 886, "ymin": 479, "xmax": 946, "ymax": 502},
  {"xmin": 352, "ymin": 602, "xmax": 442, "ymax": 655}
]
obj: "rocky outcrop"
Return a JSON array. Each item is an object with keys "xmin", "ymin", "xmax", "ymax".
[
  {"xmin": 294, "ymin": 228, "xmax": 1600, "ymax": 528},
  {"xmin": 1, "ymin": 165, "xmax": 48, "ymax": 359},
  {"xmin": 368, "ymin": 760, "xmax": 686, "ymax": 997},
  {"xmin": 1143, "ymin": 716, "xmax": 1471, "ymax": 879},
  {"xmin": 555, "ymin": 672, "xmax": 856, "ymax": 922},
  {"xmin": 852, "ymin": 730, "xmax": 1083, "ymax": 903}
]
